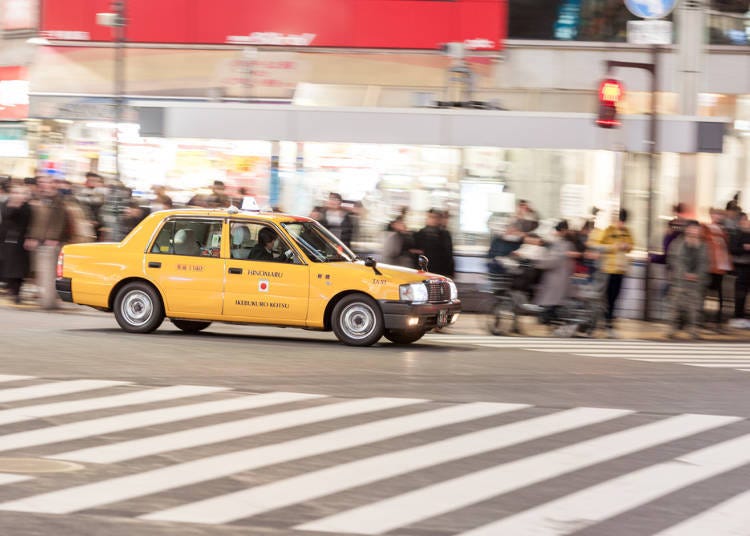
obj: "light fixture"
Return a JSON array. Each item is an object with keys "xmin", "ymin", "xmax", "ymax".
[{"xmin": 26, "ymin": 37, "xmax": 51, "ymax": 45}]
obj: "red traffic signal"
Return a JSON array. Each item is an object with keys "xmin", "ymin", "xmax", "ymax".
[{"xmin": 596, "ymin": 78, "xmax": 624, "ymax": 128}]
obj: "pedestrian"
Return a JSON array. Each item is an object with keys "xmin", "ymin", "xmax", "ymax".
[
  {"xmin": 487, "ymin": 216, "xmax": 522, "ymax": 275},
  {"xmin": 121, "ymin": 200, "xmax": 149, "ymax": 236},
  {"xmin": 414, "ymin": 208, "xmax": 454, "ymax": 277},
  {"xmin": 535, "ymin": 220, "xmax": 575, "ymax": 328},
  {"xmin": 206, "ymin": 180, "xmax": 230, "ymax": 208},
  {"xmin": 650, "ymin": 203, "xmax": 690, "ymax": 266},
  {"xmin": 595, "ymin": 208, "xmax": 634, "ymax": 338},
  {"xmin": 309, "ymin": 205, "xmax": 324, "ymax": 221},
  {"xmin": 76, "ymin": 172, "xmax": 106, "ymax": 239},
  {"xmin": 25, "ymin": 176, "xmax": 70, "ymax": 309},
  {"xmin": 318, "ymin": 192, "xmax": 354, "ymax": 248},
  {"xmin": 349, "ymin": 200, "xmax": 364, "ymax": 247},
  {"xmin": 666, "ymin": 221, "xmax": 709, "ymax": 339},
  {"xmin": 98, "ymin": 180, "xmax": 132, "ymax": 242},
  {"xmin": 728, "ymin": 212, "xmax": 750, "ymax": 329},
  {"xmin": 0, "ymin": 184, "xmax": 32, "ymax": 303},
  {"xmin": 702, "ymin": 208, "xmax": 732, "ymax": 329},
  {"xmin": 151, "ymin": 185, "xmax": 173, "ymax": 212},
  {"xmin": 382, "ymin": 216, "xmax": 417, "ymax": 268},
  {"xmin": 512, "ymin": 199, "xmax": 540, "ymax": 234}
]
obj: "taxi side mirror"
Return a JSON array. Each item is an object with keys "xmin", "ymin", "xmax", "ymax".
[
  {"xmin": 365, "ymin": 256, "xmax": 382, "ymax": 276},
  {"xmin": 418, "ymin": 255, "xmax": 429, "ymax": 271}
]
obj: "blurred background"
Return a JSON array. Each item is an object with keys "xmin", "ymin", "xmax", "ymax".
[{"xmin": 0, "ymin": 0, "xmax": 748, "ymax": 259}]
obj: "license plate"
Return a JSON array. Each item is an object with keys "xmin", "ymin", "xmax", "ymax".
[{"xmin": 437, "ymin": 310, "xmax": 448, "ymax": 327}]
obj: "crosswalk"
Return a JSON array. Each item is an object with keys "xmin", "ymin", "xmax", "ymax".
[
  {"xmin": 425, "ymin": 335, "xmax": 750, "ymax": 373},
  {"xmin": 0, "ymin": 375, "xmax": 747, "ymax": 535}
]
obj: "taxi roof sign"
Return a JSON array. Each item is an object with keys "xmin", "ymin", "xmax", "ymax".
[{"xmin": 241, "ymin": 196, "xmax": 260, "ymax": 212}]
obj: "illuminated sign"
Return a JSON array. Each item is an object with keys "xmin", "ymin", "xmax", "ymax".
[
  {"xmin": 0, "ymin": 67, "xmax": 29, "ymax": 120},
  {"xmin": 2, "ymin": 0, "xmax": 36, "ymax": 30},
  {"xmin": 41, "ymin": 0, "xmax": 507, "ymax": 50}
]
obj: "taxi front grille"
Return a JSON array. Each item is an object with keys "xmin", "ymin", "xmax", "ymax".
[{"xmin": 425, "ymin": 280, "xmax": 451, "ymax": 303}]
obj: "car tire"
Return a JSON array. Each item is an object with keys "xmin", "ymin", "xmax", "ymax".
[
  {"xmin": 331, "ymin": 294, "xmax": 384, "ymax": 346},
  {"xmin": 113, "ymin": 282, "xmax": 165, "ymax": 334},
  {"xmin": 172, "ymin": 319, "xmax": 211, "ymax": 333},
  {"xmin": 384, "ymin": 329, "xmax": 426, "ymax": 345}
]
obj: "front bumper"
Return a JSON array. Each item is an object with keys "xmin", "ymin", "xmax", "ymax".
[
  {"xmin": 56, "ymin": 278, "xmax": 73, "ymax": 303},
  {"xmin": 380, "ymin": 300, "xmax": 461, "ymax": 331}
]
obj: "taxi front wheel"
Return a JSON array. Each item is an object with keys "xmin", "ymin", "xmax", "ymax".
[
  {"xmin": 331, "ymin": 294, "xmax": 384, "ymax": 346},
  {"xmin": 384, "ymin": 329, "xmax": 426, "ymax": 345},
  {"xmin": 114, "ymin": 282, "xmax": 165, "ymax": 334},
  {"xmin": 172, "ymin": 320, "xmax": 211, "ymax": 334}
]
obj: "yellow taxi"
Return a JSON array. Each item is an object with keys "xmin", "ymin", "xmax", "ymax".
[{"xmin": 55, "ymin": 206, "xmax": 460, "ymax": 346}]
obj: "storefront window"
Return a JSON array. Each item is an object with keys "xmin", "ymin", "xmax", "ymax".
[
  {"xmin": 509, "ymin": 1, "xmax": 750, "ymax": 45},
  {"xmin": 708, "ymin": 0, "xmax": 750, "ymax": 45},
  {"xmin": 509, "ymin": 0, "xmax": 638, "ymax": 42}
]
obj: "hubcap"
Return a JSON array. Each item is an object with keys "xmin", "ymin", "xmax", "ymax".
[
  {"xmin": 121, "ymin": 290, "xmax": 153, "ymax": 327},
  {"xmin": 340, "ymin": 302, "xmax": 377, "ymax": 340}
]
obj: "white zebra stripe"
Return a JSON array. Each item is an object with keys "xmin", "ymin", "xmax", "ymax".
[
  {"xmin": 0, "ymin": 385, "xmax": 228, "ymax": 426},
  {"xmin": 0, "ymin": 375, "xmax": 35, "ymax": 383},
  {"xmin": 0, "ymin": 380, "xmax": 128, "ymax": 404},
  {"xmin": 144, "ymin": 407, "xmax": 632, "ymax": 524},
  {"xmin": 297, "ymin": 413, "xmax": 740, "ymax": 535},
  {"xmin": 0, "ymin": 401, "xmax": 531, "ymax": 515},
  {"xmin": 0, "ymin": 391, "xmax": 324, "ymax": 453},
  {"xmin": 652, "ymin": 489, "xmax": 750, "ymax": 536},
  {"xmin": 53, "ymin": 396, "xmax": 454, "ymax": 464},
  {"xmin": 462, "ymin": 433, "xmax": 750, "ymax": 536},
  {"xmin": 0, "ymin": 473, "xmax": 32, "ymax": 485}
]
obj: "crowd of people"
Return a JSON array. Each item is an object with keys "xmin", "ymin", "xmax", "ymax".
[
  {"xmin": 482, "ymin": 197, "xmax": 750, "ymax": 338},
  {"xmin": 381, "ymin": 206, "xmax": 455, "ymax": 278},
  {"xmin": 0, "ymin": 173, "xmax": 158, "ymax": 307},
  {"xmin": 2, "ymin": 173, "xmax": 749, "ymax": 340}
]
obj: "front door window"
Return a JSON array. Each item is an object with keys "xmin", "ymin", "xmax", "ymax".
[{"xmin": 224, "ymin": 221, "xmax": 309, "ymax": 323}]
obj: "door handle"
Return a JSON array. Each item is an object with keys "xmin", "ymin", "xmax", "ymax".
[
  {"xmin": 228, "ymin": 267, "xmax": 242, "ymax": 275},
  {"xmin": 148, "ymin": 262, "xmax": 161, "ymax": 269}
]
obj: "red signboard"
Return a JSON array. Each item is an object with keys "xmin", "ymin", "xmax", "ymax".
[
  {"xmin": 0, "ymin": 67, "xmax": 29, "ymax": 120},
  {"xmin": 40, "ymin": 0, "xmax": 506, "ymax": 50}
]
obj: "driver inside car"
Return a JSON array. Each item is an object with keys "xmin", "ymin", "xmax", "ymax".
[{"xmin": 248, "ymin": 227, "xmax": 280, "ymax": 262}]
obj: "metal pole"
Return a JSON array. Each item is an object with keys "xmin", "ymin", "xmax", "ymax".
[
  {"xmin": 112, "ymin": 0, "xmax": 126, "ymax": 240},
  {"xmin": 644, "ymin": 45, "xmax": 659, "ymax": 321}
]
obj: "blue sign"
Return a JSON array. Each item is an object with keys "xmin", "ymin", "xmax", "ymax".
[
  {"xmin": 624, "ymin": 0, "xmax": 679, "ymax": 19},
  {"xmin": 554, "ymin": 0, "xmax": 582, "ymax": 40}
]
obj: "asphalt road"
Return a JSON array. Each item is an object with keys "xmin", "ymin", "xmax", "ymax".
[{"xmin": 0, "ymin": 304, "xmax": 749, "ymax": 536}]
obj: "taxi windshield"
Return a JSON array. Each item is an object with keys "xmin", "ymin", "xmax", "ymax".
[{"xmin": 282, "ymin": 221, "xmax": 356, "ymax": 263}]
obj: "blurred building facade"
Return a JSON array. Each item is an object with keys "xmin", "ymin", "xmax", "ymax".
[{"xmin": 0, "ymin": 0, "xmax": 748, "ymax": 259}]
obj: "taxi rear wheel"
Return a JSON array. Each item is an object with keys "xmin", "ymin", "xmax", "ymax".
[
  {"xmin": 114, "ymin": 282, "xmax": 164, "ymax": 334},
  {"xmin": 331, "ymin": 294, "xmax": 384, "ymax": 347},
  {"xmin": 172, "ymin": 320, "xmax": 211, "ymax": 333},
  {"xmin": 384, "ymin": 329, "xmax": 426, "ymax": 345}
]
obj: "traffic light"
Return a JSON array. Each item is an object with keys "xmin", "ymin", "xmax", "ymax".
[{"xmin": 596, "ymin": 78, "xmax": 623, "ymax": 128}]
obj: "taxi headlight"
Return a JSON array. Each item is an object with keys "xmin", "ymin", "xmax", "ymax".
[
  {"xmin": 448, "ymin": 280, "xmax": 458, "ymax": 301},
  {"xmin": 399, "ymin": 283, "xmax": 428, "ymax": 303}
]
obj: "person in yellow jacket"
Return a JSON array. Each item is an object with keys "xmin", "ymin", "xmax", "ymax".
[{"xmin": 596, "ymin": 208, "xmax": 634, "ymax": 337}]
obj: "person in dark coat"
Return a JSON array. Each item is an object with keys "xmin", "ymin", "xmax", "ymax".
[
  {"xmin": 248, "ymin": 227, "xmax": 278, "ymax": 262},
  {"xmin": 0, "ymin": 185, "xmax": 32, "ymax": 303},
  {"xmin": 729, "ymin": 212, "xmax": 750, "ymax": 328},
  {"xmin": 319, "ymin": 192, "xmax": 354, "ymax": 248},
  {"xmin": 382, "ymin": 216, "xmax": 417, "ymax": 268},
  {"xmin": 414, "ymin": 208, "xmax": 455, "ymax": 277}
]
